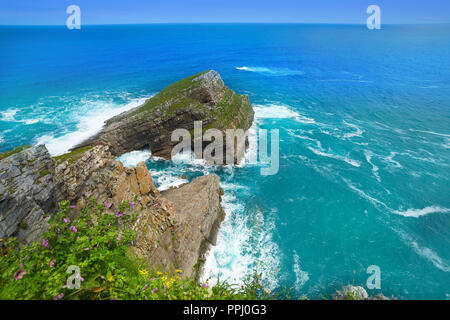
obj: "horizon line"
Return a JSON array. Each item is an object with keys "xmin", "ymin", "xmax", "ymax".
[{"xmin": 1, "ymin": 21, "xmax": 450, "ymax": 27}]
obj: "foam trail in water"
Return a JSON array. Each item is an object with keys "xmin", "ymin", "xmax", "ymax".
[
  {"xmin": 364, "ymin": 150, "xmax": 381, "ymax": 182},
  {"xmin": 392, "ymin": 206, "xmax": 450, "ymax": 218},
  {"xmin": 308, "ymin": 141, "xmax": 361, "ymax": 167},
  {"xmin": 0, "ymin": 108, "xmax": 42, "ymax": 125},
  {"xmin": 202, "ymin": 190, "xmax": 281, "ymax": 290},
  {"xmin": 116, "ymin": 150, "xmax": 152, "ymax": 167},
  {"xmin": 253, "ymin": 104, "xmax": 315, "ymax": 124},
  {"xmin": 236, "ymin": 66, "xmax": 304, "ymax": 76},
  {"xmin": 293, "ymin": 252, "xmax": 309, "ymax": 291},
  {"xmin": 393, "ymin": 227, "xmax": 450, "ymax": 272},
  {"xmin": 343, "ymin": 120, "xmax": 364, "ymax": 139},
  {"xmin": 36, "ymin": 96, "xmax": 150, "ymax": 156}
]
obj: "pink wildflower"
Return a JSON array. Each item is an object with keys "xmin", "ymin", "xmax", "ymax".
[
  {"xmin": 70, "ymin": 226, "xmax": 77, "ymax": 233},
  {"xmin": 54, "ymin": 293, "xmax": 64, "ymax": 300},
  {"xmin": 49, "ymin": 259, "xmax": 56, "ymax": 268},
  {"xmin": 14, "ymin": 269, "xmax": 26, "ymax": 280}
]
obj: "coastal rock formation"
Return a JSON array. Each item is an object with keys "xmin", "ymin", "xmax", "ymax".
[
  {"xmin": 75, "ymin": 70, "xmax": 254, "ymax": 163},
  {"xmin": 161, "ymin": 175, "xmax": 225, "ymax": 280},
  {"xmin": 53, "ymin": 145, "xmax": 159, "ymax": 213},
  {"xmin": 0, "ymin": 144, "xmax": 226, "ymax": 278},
  {"xmin": 0, "ymin": 71, "xmax": 252, "ymax": 277},
  {"xmin": 133, "ymin": 174, "xmax": 225, "ymax": 280},
  {"xmin": 0, "ymin": 145, "xmax": 57, "ymax": 243}
]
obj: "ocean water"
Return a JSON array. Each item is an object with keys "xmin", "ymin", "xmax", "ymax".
[{"xmin": 1, "ymin": 24, "xmax": 450, "ymax": 299}]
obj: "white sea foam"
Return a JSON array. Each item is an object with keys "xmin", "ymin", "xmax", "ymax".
[
  {"xmin": 202, "ymin": 190, "xmax": 281, "ymax": 290},
  {"xmin": 342, "ymin": 178, "xmax": 390, "ymax": 210},
  {"xmin": 116, "ymin": 150, "xmax": 152, "ymax": 167},
  {"xmin": 236, "ymin": 66, "xmax": 304, "ymax": 76},
  {"xmin": 364, "ymin": 150, "xmax": 381, "ymax": 182},
  {"xmin": 36, "ymin": 96, "xmax": 150, "ymax": 156},
  {"xmin": 150, "ymin": 170, "xmax": 188, "ymax": 191},
  {"xmin": 394, "ymin": 228, "xmax": 450, "ymax": 272},
  {"xmin": 409, "ymin": 129, "xmax": 450, "ymax": 138},
  {"xmin": 253, "ymin": 104, "xmax": 299, "ymax": 119},
  {"xmin": 308, "ymin": 142, "xmax": 361, "ymax": 167},
  {"xmin": 343, "ymin": 120, "xmax": 364, "ymax": 139},
  {"xmin": 385, "ymin": 152, "xmax": 402, "ymax": 169},
  {"xmin": 0, "ymin": 108, "xmax": 42, "ymax": 125},
  {"xmin": 293, "ymin": 252, "xmax": 309, "ymax": 291},
  {"xmin": 392, "ymin": 206, "xmax": 450, "ymax": 218},
  {"xmin": 253, "ymin": 104, "xmax": 315, "ymax": 124},
  {"xmin": 0, "ymin": 108, "xmax": 18, "ymax": 122}
]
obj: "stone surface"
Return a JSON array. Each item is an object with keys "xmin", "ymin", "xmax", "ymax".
[
  {"xmin": 162, "ymin": 174, "xmax": 225, "ymax": 280},
  {"xmin": 333, "ymin": 285, "xmax": 369, "ymax": 300},
  {"xmin": 0, "ymin": 145, "xmax": 57, "ymax": 243}
]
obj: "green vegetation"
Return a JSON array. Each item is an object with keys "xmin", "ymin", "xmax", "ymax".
[
  {"xmin": 0, "ymin": 199, "xmax": 273, "ymax": 300},
  {"xmin": 133, "ymin": 70, "xmax": 210, "ymax": 116},
  {"xmin": 0, "ymin": 146, "xmax": 31, "ymax": 160},
  {"xmin": 130, "ymin": 70, "xmax": 252, "ymax": 131},
  {"xmin": 39, "ymin": 169, "xmax": 51, "ymax": 178},
  {"xmin": 53, "ymin": 146, "xmax": 93, "ymax": 165}
]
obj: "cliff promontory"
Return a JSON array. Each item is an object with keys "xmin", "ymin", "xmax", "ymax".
[{"xmin": 75, "ymin": 70, "xmax": 254, "ymax": 162}]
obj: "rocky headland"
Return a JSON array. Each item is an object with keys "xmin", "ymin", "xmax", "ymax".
[{"xmin": 0, "ymin": 70, "xmax": 253, "ymax": 279}]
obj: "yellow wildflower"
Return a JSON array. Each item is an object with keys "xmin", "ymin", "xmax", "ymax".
[
  {"xmin": 175, "ymin": 269, "xmax": 183, "ymax": 273},
  {"xmin": 139, "ymin": 269, "xmax": 149, "ymax": 275},
  {"xmin": 156, "ymin": 271, "xmax": 163, "ymax": 276}
]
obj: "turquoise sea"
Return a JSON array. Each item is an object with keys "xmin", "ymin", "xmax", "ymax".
[{"xmin": 1, "ymin": 24, "xmax": 449, "ymax": 299}]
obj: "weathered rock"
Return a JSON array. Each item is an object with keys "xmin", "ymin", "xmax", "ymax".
[
  {"xmin": 0, "ymin": 145, "xmax": 57, "ymax": 243},
  {"xmin": 53, "ymin": 145, "xmax": 159, "ymax": 213},
  {"xmin": 333, "ymin": 285, "xmax": 369, "ymax": 300},
  {"xmin": 133, "ymin": 174, "xmax": 225, "ymax": 280},
  {"xmin": 75, "ymin": 70, "xmax": 254, "ymax": 163}
]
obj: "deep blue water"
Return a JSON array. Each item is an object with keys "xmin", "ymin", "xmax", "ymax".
[{"xmin": 1, "ymin": 24, "xmax": 450, "ymax": 299}]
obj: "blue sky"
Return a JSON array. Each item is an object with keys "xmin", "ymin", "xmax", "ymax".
[{"xmin": 0, "ymin": 0, "xmax": 449, "ymax": 25}]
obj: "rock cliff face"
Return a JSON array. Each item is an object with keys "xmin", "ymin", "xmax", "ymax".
[
  {"xmin": 133, "ymin": 174, "xmax": 225, "ymax": 280},
  {"xmin": 75, "ymin": 70, "xmax": 254, "ymax": 163},
  {"xmin": 0, "ymin": 145, "xmax": 57, "ymax": 243}
]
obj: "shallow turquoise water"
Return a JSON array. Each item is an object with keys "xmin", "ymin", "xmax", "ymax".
[{"xmin": 1, "ymin": 24, "xmax": 449, "ymax": 299}]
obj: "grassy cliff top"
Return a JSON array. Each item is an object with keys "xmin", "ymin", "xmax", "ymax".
[
  {"xmin": 0, "ymin": 145, "xmax": 31, "ymax": 160},
  {"xmin": 130, "ymin": 70, "xmax": 253, "ymax": 130},
  {"xmin": 133, "ymin": 70, "xmax": 211, "ymax": 115}
]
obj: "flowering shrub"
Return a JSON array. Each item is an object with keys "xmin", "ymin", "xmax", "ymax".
[{"xmin": 0, "ymin": 199, "xmax": 271, "ymax": 300}]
